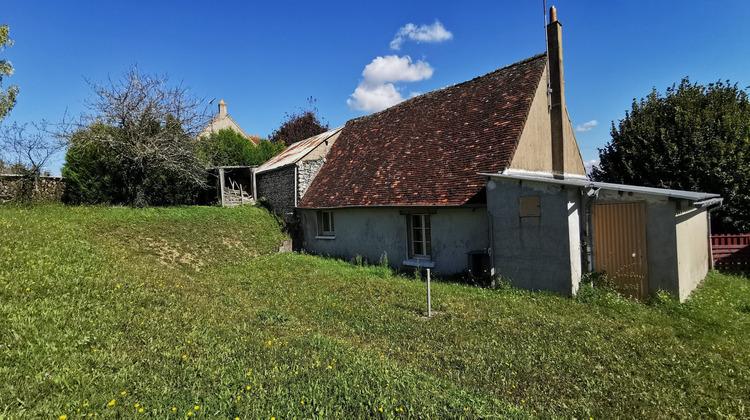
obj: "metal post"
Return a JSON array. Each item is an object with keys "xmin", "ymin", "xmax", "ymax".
[{"xmin": 427, "ymin": 268, "xmax": 432, "ymax": 318}]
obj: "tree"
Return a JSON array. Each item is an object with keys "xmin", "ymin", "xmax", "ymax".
[
  {"xmin": 62, "ymin": 68, "xmax": 211, "ymax": 206},
  {"xmin": 199, "ymin": 128, "xmax": 285, "ymax": 167},
  {"xmin": 253, "ymin": 138, "xmax": 286, "ymax": 164},
  {"xmin": 61, "ymin": 123, "xmax": 126, "ymax": 204},
  {"xmin": 269, "ymin": 96, "xmax": 329, "ymax": 147},
  {"xmin": 0, "ymin": 24, "xmax": 18, "ymax": 122},
  {"xmin": 592, "ymin": 78, "xmax": 750, "ymax": 233},
  {"xmin": 0, "ymin": 121, "xmax": 64, "ymax": 201}
]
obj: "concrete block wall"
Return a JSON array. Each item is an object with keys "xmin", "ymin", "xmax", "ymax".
[{"xmin": 486, "ymin": 178, "xmax": 580, "ymax": 295}]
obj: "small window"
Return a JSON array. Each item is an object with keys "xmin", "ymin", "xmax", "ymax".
[
  {"xmin": 408, "ymin": 214, "xmax": 431, "ymax": 258},
  {"xmin": 317, "ymin": 210, "xmax": 335, "ymax": 236},
  {"xmin": 519, "ymin": 196, "xmax": 541, "ymax": 217}
]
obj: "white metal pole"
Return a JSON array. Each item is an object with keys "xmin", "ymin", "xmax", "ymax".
[{"xmin": 427, "ymin": 268, "xmax": 432, "ymax": 317}]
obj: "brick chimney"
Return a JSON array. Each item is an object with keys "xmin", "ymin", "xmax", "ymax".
[
  {"xmin": 547, "ymin": 6, "xmax": 565, "ymax": 178},
  {"xmin": 219, "ymin": 99, "xmax": 227, "ymax": 116}
]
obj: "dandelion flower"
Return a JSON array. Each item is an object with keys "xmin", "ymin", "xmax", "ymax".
[
  {"xmin": 194, "ymin": 406, "xmax": 199, "ymax": 410},
  {"xmin": 134, "ymin": 404, "xmax": 139, "ymax": 408},
  {"xmin": 182, "ymin": 355, "xmax": 187, "ymax": 359},
  {"xmin": 188, "ymin": 412, "xmax": 193, "ymax": 416},
  {"xmin": 107, "ymin": 400, "xmax": 115, "ymax": 407},
  {"xmin": 121, "ymin": 391, "xmax": 126, "ymax": 395},
  {"xmin": 59, "ymin": 416, "xmax": 67, "ymax": 420},
  {"xmin": 172, "ymin": 407, "xmax": 177, "ymax": 412},
  {"xmin": 138, "ymin": 408, "xmax": 143, "ymax": 413}
]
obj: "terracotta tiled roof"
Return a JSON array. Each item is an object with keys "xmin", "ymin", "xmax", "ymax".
[{"xmin": 298, "ymin": 53, "xmax": 547, "ymax": 208}]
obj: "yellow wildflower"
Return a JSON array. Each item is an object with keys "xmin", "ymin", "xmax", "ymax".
[
  {"xmin": 59, "ymin": 416, "xmax": 67, "ymax": 420},
  {"xmin": 138, "ymin": 408, "xmax": 143, "ymax": 413},
  {"xmin": 107, "ymin": 400, "xmax": 115, "ymax": 407}
]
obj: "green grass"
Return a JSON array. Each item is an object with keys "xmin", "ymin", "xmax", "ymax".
[{"xmin": 1, "ymin": 204, "xmax": 749, "ymax": 419}]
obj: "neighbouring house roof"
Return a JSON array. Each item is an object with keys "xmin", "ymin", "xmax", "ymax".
[
  {"xmin": 483, "ymin": 172, "xmax": 723, "ymax": 205},
  {"xmin": 255, "ymin": 127, "xmax": 343, "ymax": 175},
  {"xmin": 298, "ymin": 53, "xmax": 548, "ymax": 209},
  {"xmin": 199, "ymin": 100, "xmax": 261, "ymax": 145}
]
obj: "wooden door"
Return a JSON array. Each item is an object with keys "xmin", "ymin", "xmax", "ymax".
[{"xmin": 592, "ymin": 202, "xmax": 649, "ymax": 299}]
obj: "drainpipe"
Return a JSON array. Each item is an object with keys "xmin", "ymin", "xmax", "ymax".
[
  {"xmin": 701, "ymin": 198, "xmax": 724, "ymax": 270},
  {"xmin": 582, "ymin": 185, "xmax": 600, "ymax": 274},
  {"xmin": 294, "ymin": 165, "xmax": 299, "ymax": 207},
  {"xmin": 252, "ymin": 167, "xmax": 258, "ymax": 201}
]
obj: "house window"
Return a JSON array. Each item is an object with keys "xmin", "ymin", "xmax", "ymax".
[
  {"xmin": 519, "ymin": 196, "xmax": 541, "ymax": 217},
  {"xmin": 408, "ymin": 214, "xmax": 431, "ymax": 258},
  {"xmin": 316, "ymin": 210, "xmax": 335, "ymax": 237}
]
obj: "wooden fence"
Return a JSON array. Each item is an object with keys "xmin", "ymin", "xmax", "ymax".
[{"xmin": 712, "ymin": 234, "xmax": 750, "ymax": 271}]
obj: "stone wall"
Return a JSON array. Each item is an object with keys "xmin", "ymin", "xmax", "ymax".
[
  {"xmin": 256, "ymin": 166, "xmax": 296, "ymax": 223},
  {"xmin": 0, "ymin": 175, "xmax": 65, "ymax": 203},
  {"xmin": 297, "ymin": 158, "xmax": 326, "ymax": 200}
]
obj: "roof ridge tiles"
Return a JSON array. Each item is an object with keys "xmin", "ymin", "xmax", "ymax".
[{"xmin": 347, "ymin": 53, "xmax": 546, "ymax": 127}]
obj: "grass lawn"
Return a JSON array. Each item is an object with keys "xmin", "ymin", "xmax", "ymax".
[{"xmin": 1, "ymin": 204, "xmax": 749, "ymax": 419}]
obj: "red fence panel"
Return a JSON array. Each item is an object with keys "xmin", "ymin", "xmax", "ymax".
[{"xmin": 712, "ymin": 234, "xmax": 750, "ymax": 271}]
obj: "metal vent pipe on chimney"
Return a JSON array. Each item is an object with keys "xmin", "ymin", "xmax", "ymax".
[{"xmin": 547, "ymin": 6, "xmax": 565, "ymax": 179}]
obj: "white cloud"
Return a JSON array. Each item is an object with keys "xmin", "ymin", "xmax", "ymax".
[
  {"xmin": 361, "ymin": 55, "xmax": 433, "ymax": 84},
  {"xmin": 576, "ymin": 120, "xmax": 598, "ymax": 132},
  {"xmin": 347, "ymin": 55, "xmax": 434, "ymax": 112},
  {"xmin": 390, "ymin": 20, "xmax": 453, "ymax": 50},
  {"xmin": 584, "ymin": 159, "xmax": 600, "ymax": 175},
  {"xmin": 347, "ymin": 82, "xmax": 404, "ymax": 112}
]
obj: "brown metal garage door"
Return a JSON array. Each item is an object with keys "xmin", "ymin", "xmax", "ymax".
[{"xmin": 592, "ymin": 202, "xmax": 649, "ymax": 299}]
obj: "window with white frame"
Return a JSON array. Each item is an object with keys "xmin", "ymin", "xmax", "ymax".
[
  {"xmin": 408, "ymin": 214, "xmax": 431, "ymax": 258},
  {"xmin": 316, "ymin": 210, "xmax": 335, "ymax": 237}
]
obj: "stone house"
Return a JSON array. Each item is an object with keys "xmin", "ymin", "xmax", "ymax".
[
  {"xmin": 199, "ymin": 99, "xmax": 260, "ymax": 145},
  {"xmin": 254, "ymin": 127, "xmax": 342, "ymax": 234},
  {"xmin": 266, "ymin": 8, "xmax": 721, "ymax": 301}
]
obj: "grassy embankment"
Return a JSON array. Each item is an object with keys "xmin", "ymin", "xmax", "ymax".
[{"xmin": 0, "ymin": 204, "xmax": 748, "ymax": 419}]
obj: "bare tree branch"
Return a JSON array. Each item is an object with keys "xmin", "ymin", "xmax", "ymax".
[
  {"xmin": 0, "ymin": 121, "xmax": 64, "ymax": 174},
  {"xmin": 62, "ymin": 67, "xmax": 213, "ymax": 206}
]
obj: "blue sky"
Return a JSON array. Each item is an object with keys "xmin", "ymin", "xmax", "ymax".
[{"xmin": 3, "ymin": 1, "xmax": 750, "ymax": 174}]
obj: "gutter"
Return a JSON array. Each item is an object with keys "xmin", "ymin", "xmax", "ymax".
[
  {"xmin": 693, "ymin": 197, "xmax": 723, "ymax": 209},
  {"xmin": 704, "ymin": 198, "xmax": 724, "ymax": 270}
]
